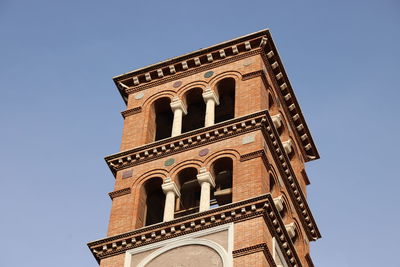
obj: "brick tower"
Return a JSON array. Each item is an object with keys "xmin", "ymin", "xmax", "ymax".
[{"xmin": 88, "ymin": 29, "xmax": 321, "ymax": 267}]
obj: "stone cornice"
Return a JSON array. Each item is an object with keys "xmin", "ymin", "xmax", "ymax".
[
  {"xmin": 87, "ymin": 194, "xmax": 302, "ymax": 267},
  {"xmin": 121, "ymin": 107, "xmax": 142, "ymax": 119},
  {"xmin": 105, "ymin": 111, "xmax": 268, "ymax": 175},
  {"xmin": 260, "ymin": 114, "xmax": 321, "ymax": 240},
  {"xmin": 242, "ymin": 66, "xmax": 319, "ymax": 162},
  {"xmin": 113, "ymin": 29, "xmax": 270, "ymax": 101},
  {"xmin": 108, "ymin": 188, "xmax": 131, "ymax": 200},
  {"xmin": 260, "ymin": 47, "xmax": 319, "ymax": 162}
]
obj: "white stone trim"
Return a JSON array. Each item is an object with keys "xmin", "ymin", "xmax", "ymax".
[
  {"xmin": 124, "ymin": 223, "xmax": 234, "ymax": 267},
  {"xmin": 272, "ymin": 237, "xmax": 289, "ymax": 267}
]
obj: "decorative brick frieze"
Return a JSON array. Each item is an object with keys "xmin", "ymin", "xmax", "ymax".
[
  {"xmin": 88, "ymin": 194, "xmax": 301, "ymax": 267},
  {"xmin": 108, "ymin": 188, "xmax": 131, "ymax": 200},
  {"xmin": 113, "ymin": 32, "xmax": 268, "ymax": 92},
  {"xmin": 124, "ymin": 49, "xmax": 260, "ymax": 95},
  {"xmin": 121, "ymin": 107, "xmax": 142, "ymax": 119}
]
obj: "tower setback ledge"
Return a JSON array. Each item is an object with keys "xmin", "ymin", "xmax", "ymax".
[{"xmin": 88, "ymin": 194, "xmax": 301, "ymax": 266}]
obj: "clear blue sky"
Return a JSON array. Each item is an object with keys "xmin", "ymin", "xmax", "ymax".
[{"xmin": 0, "ymin": 0, "xmax": 399, "ymax": 266}]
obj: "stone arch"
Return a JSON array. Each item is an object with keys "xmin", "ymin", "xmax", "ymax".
[
  {"xmin": 132, "ymin": 169, "xmax": 169, "ymax": 188},
  {"xmin": 268, "ymin": 166, "xmax": 281, "ymax": 197},
  {"xmin": 137, "ymin": 238, "xmax": 228, "ymax": 267},
  {"xmin": 203, "ymin": 149, "xmax": 240, "ymax": 167},
  {"xmin": 176, "ymin": 81, "xmax": 208, "ymax": 98},
  {"xmin": 267, "ymin": 86, "xmax": 279, "ymax": 111},
  {"xmin": 208, "ymin": 71, "xmax": 242, "ymax": 89},
  {"xmin": 142, "ymin": 91, "xmax": 175, "ymax": 109},
  {"xmin": 278, "ymin": 192, "xmax": 293, "ymax": 221},
  {"xmin": 169, "ymin": 159, "xmax": 204, "ymax": 179}
]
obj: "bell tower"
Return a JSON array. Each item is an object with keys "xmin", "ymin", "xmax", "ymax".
[{"xmin": 88, "ymin": 29, "xmax": 321, "ymax": 267}]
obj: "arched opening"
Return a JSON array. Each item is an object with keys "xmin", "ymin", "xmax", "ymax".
[
  {"xmin": 152, "ymin": 97, "xmax": 173, "ymax": 141},
  {"xmin": 215, "ymin": 78, "xmax": 235, "ymax": 124},
  {"xmin": 270, "ymin": 174, "xmax": 278, "ymax": 197},
  {"xmin": 211, "ymin": 158, "xmax": 233, "ymax": 207},
  {"xmin": 175, "ymin": 167, "xmax": 201, "ymax": 217},
  {"xmin": 268, "ymin": 92, "xmax": 275, "ymax": 110},
  {"xmin": 279, "ymin": 197, "xmax": 288, "ymax": 222},
  {"xmin": 182, "ymin": 88, "xmax": 206, "ymax": 133},
  {"xmin": 142, "ymin": 178, "xmax": 165, "ymax": 226}
]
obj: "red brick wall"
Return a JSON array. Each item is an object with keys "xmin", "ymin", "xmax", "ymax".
[{"xmin": 102, "ymin": 53, "xmax": 312, "ymax": 266}]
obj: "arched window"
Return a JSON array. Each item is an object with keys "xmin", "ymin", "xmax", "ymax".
[
  {"xmin": 142, "ymin": 178, "xmax": 165, "ymax": 226},
  {"xmin": 152, "ymin": 98, "xmax": 173, "ymax": 141},
  {"xmin": 211, "ymin": 158, "xmax": 233, "ymax": 207},
  {"xmin": 182, "ymin": 88, "xmax": 206, "ymax": 133},
  {"xmin": 270, "ymin": 174, "xmax": 277, "ymax": 197},
  {"xmin": 268, "ymin": 92, "xmax": 275, "ymax": 110},
  {"xmin": 175, "ymin": 167, "xmax": 201, "ymax": 217},
  {"xmin": 215, "ymin": 78, "xmax": 235, "ymax": 123}
]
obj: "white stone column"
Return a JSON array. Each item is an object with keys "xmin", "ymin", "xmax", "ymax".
[
  {"xmin": 161, "ymin": 178, "xmax": 180, "ymax": 222},
  {"xmin": 170, "ymin": 97, "xmax": 187, "ymax": 136},
  {"xmin": 196, "ymin": 167, "xmax": 216, "ymax": 212},
  {"xmin": 202, "ymin": 88, "xmax": 219, "ymax": 127}
]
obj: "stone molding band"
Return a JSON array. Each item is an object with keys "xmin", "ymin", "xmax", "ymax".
[
  {"xmin": 105, "ymin": 111, "xmax": 268, "ymax": 174},
  {"xmin": 108, "ymin": 188, "xmax": 131, "ymax": 200},
  {"xmin": 241, "ymin": 70, "xmax": 265, "ymax": 81},
  {"xmin": 121, "ymin": 107, "xmax": 142, "ymax": 119},
  {"xmin": 240, "ymin": 150, "xmax": 264, "ymax": 162}
]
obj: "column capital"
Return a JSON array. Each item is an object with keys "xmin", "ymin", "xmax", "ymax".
[
  {"xmin": 162, "ymin": 178, "xmax": 181, "ymax": 197},
  {"xmin": 285, "ymin": 222, "xmax": 297, "ymax": 239},
  {"xmin": 202, "ymin": 87, "xmax": 219, "ymax": 105},
  {"xmin": 170, "ymin": 97, "xmax": 187, "ymax": 115},
  {"xmin": 196, "ymin": 167, "xmax": 216, "ymax": 187},
  {"xmin": 282, "ymin": 140, "xmax": 293, "ymax": 155},
  {"xmin": 271, "ymin": 114, "xmax": 282, "ymax": 129}
]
